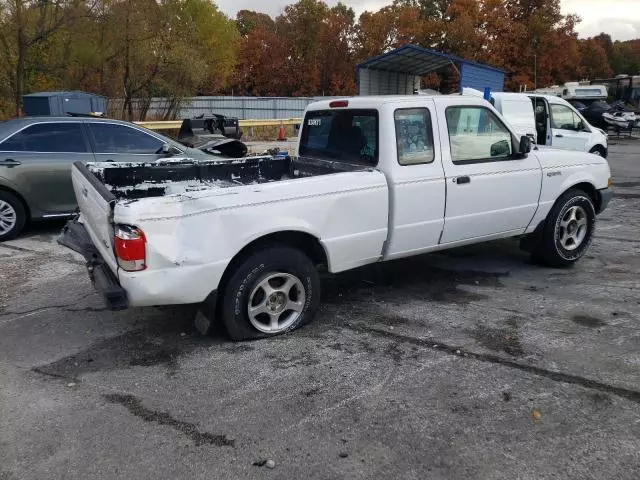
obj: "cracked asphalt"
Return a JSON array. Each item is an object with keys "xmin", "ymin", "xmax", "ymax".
[{"xmin": 1, "ymin": 139, "xmax": 640, "ymax": 479}]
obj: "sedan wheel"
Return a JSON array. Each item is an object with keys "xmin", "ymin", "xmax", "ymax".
[{"xmin": 0, "ymin": 200, "xmax": 17, "ymax": 236}]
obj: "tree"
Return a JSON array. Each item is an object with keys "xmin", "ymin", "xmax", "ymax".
[
  {"xmin": 578, "ymin": 38, "xmax": 613, "ymax": 79},
  {"xmin": 356, "ymin": 4, "xmax": 424, "ymax": 60},
  {"xmin": 236, "ymin": 9, "xmax": 275, "ymax": 36},
  {"xmin": 0, "ymin": 0, "xmax": 91, "ymax": 115}
]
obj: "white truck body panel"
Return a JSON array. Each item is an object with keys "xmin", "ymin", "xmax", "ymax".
[{"xmin": 112, "ymin": 170, "xmax": 388, "ymax": 306}]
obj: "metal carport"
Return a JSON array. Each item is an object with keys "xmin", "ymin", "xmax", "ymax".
[{"xmin": 357, "ymin": 44, "xmax": 504, "ymax": 96}]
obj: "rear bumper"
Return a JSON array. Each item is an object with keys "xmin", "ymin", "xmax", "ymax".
[
  {"xmin": 58, "ymin": 219, "xmax": 128, "ymax": 310},
  {"xmin": 597, "ymin": 187, "xmax": 614, "ymax": 214}
]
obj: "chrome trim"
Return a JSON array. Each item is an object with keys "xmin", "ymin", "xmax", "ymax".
[{"xmin": 41, "ymin": 213, "xmax": 75, "ymax": 218}]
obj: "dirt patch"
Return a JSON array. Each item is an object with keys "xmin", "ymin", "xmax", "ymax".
[
  {"xmin": 614, "ymin": 193, "xmax": 640, "ymax": 200},
  {"xmin": 265, "ymin": 350, "xmax": 321, "ymax": 369},
  {"xmin": 572, "ymin": 314, "xmax": 607, "ymax": 328},
  {"xmin": 614, "ymin": 181, "xmax": 640, "ymax": 188},
  {"xmin": 468, "ymin": 324, "xmax": 525, "ymax": 357},
  {"xmin": 588, "ymin": 392, "xmax": 613, "ymax": 409},
  {"xmin": 104, "ymin": 393, "xmax": 234, "ymax": 447},
  {"xmin": 224, "ymin": 344, "xmax": 255, "ymax": 354}
]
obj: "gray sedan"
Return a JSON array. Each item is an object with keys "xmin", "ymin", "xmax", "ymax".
[{"xmin": 0, "ymin": 117, "xmax": 217, "ymax": 240}]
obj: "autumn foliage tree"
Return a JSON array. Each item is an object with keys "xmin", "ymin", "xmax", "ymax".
[{"xmin": 0, "ymin": 0, "xmax": 638, "ymax": 119}]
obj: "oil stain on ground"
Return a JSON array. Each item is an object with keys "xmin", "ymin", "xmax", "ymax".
[
  {"xmin": 33, "ymin": 307, "xmax": 216, "ymax": 379},
  {"xmin": 468, "ymin": 324, "xmax": 525, "ymax": 357},
  {"xmin": 572, "ymin": 314, "xmax": 607, "ymax": 328},
  {"xmin": 104, "ymin": 393, "xmax": 234, "ymax": 447}
]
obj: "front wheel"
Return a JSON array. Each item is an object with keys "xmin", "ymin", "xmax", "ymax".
[
  {"xmin": 533, "ymin": 189, "xmax": 596, "ymax": 267},
  {"xmin": 589, "ymin": 146, "xmax": 606, "ymax": 157},
  {"xmin": 220, "ymin": 246, "xmax": 321, "ymax": 340}
]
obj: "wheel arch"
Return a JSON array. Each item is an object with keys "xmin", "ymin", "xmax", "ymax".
[
  {"xmin": 564, "ymin": 181, "xmax": 599, "ymax": 211},
  {"xmin": 217, "ymin": 230, "xmax": 328, "ymax": 298},
  {"xmin": 522, "ymin": 181, "xmax": 599, "ymax": 252}
]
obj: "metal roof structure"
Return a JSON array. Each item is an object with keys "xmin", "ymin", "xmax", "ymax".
[{"xmin": 357, "ymin": 45, "xmax": 505, "ymax": 95}]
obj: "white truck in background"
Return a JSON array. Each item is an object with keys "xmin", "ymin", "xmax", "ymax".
[
  {"xmin": 59, "ymin": 95, "xmax": 613, "ymax": 340},
  {"xmin": 463, "ymin": 88, "xmax": 609, "ymax": 157}
]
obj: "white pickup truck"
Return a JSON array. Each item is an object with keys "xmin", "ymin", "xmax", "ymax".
[{"xmin": 59, "ymin": 95, "xmax": 613, "ymax": 340}]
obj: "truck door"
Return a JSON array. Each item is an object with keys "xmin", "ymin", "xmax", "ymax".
[
  {"xmin": 437, "ymin": 103, "xmax": 542, "ymax": 244},
  {"xmin": 548, "ymin": 103, "xmax": 590, "ymax": 152}
]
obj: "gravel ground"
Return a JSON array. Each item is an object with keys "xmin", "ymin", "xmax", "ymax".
[{"xmin": 1, "ymin": 138, "xmax": 639, "ymax": 479}]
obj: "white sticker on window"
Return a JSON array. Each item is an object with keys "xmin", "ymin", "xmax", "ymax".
[{"xmin": 308, "ymin": 119, "xmax": 322, "ymax": 126}]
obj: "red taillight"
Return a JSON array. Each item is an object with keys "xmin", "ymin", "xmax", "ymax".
[
  {"xmin": 114, "ymin": 225, "xmax": 146, "ymax": 271},
  {"xmin": 330, "ymin": 100, "xmax": 349, "ymax": 108}
]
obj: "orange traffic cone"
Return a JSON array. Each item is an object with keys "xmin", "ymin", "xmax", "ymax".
[{"xmin": 277, "ymin": 123, "xmax": 286, "ymax": 141}]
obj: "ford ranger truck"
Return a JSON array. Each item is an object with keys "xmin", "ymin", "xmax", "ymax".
[{"xmin": 59, "ymin": 96, "xmax": 613, "ymax": 340}]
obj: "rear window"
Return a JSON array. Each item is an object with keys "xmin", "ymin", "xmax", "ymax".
[{"xmin": 299, "ymin": 109, "xmax": 378, "ymax": 165}]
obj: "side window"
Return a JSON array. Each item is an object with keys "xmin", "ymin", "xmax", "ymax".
[
  {"xmin": 445, "ymin": 107, "xmax": 513, "ymax": 163},
  {"xmin": 394, "ymin": 108, "xmax": 435, "ymax": 165},
  {"xmin": 89, "ymin": 123, "xmax": 163, "ymax": 154},
  {"xmin": 0, "ymin": 123, "xmax": 87, "ymax": 153},
  {"xmin": 550, "ymin": 104, "xmax": 580, "ymax": 131}
]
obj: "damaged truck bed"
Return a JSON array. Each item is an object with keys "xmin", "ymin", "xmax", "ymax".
[
  {"xmin": 61, "ymin": 153, "xmax": 389, "ymax": 311},
  {"xmin": 89, "ymin": 155, "xmax": 371, "ymax": 200}
]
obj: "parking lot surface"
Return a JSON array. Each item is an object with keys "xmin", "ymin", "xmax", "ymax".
[{"xmin": 1, "ymin": 139, "xmax": 639, "ymax": 479}]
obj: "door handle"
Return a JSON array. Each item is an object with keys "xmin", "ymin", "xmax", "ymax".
[
  {"xmin": 455, "ymin": 176, "xmax": 471, "ymax": 185},
  {"xmin": 554, "ymin": 134, "xmax": 564, "ymax": 138},
  {"xmin": 0, "ymin": 159, "xmax": 21, "ymax": 167}
]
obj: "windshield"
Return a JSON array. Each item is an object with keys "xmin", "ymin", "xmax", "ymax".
[{"xmin": 299, "ymin": 109, "xmax": 378, "ymax": 165}]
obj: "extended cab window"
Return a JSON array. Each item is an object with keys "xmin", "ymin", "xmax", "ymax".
[
  {"xmin": 550, "ymin": 104, "xmax": 582, "ymax": 131},
  {"xmin": 446, "ymin": 107, "xmax": 513, "ymax": 164},
  {"xmin": 0, "ymin": 123, "xmax": 87, "ymax": 153},
  {"xmin": 89, "ymin": 123, "xmax": 163, "ymax": 154},
  {"xmin": 395, "ymin": 108, "xmax": 434, "ymax": 165},
  {"xmin": 299, "ymin": 109, "xmax": 378, "ymax": 165}
]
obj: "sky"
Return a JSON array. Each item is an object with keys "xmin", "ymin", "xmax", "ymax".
[{"xmin": 214, "ymin": 0, "xmax": 640, "ymax": 41}]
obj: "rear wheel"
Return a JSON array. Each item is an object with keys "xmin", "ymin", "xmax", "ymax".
[
  {"xmin": 0, "ymin": 191, "xmax": 26, "ymax": 241},
  {"xmin": 533, "ymin": 189, "xmax": 596, "ymax": 267},
  {"xmin": 220, "ymin": 246, "xmax": 320, "ymax": 340}
]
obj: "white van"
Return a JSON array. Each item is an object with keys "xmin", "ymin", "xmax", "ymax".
[
  {"xmin": 493, "ymin": 92, "xmax": 608, "ymax": 157},
  {"xmin": 462, "ymin": 88, "xmax": 608, "ymax": 157}
]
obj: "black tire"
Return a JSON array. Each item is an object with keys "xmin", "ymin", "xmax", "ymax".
[
  {"xmin": 0, "ymin": 190, "xmax": 27, "ymax": 241},
  {"xmin": 220, "ymin": 246, "xmax": 321, "ymax": 341},
  {"xmin": 533, "ymin": 188, "xmax": 596, "ymax": 267},
  {"xmin": 589, "ymin": 145, "xmax": 606, "ymax": 158}
]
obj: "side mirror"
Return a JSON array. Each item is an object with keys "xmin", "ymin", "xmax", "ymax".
[
  {"xmin": 519, "ymin": 135, "xmax": 532, "ymax": 154},
  {"xmin": 161, "ymin": 143, "xmax": 171, "ymax": 155}
]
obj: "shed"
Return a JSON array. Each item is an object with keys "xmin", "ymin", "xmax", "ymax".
[
  {"xmin": 23, "ymin": 91, "xmax": 106, "ymax": 117},
  {"xmin": 357, "ymin": 45, "xmax": 504, "ymax": 96}
]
